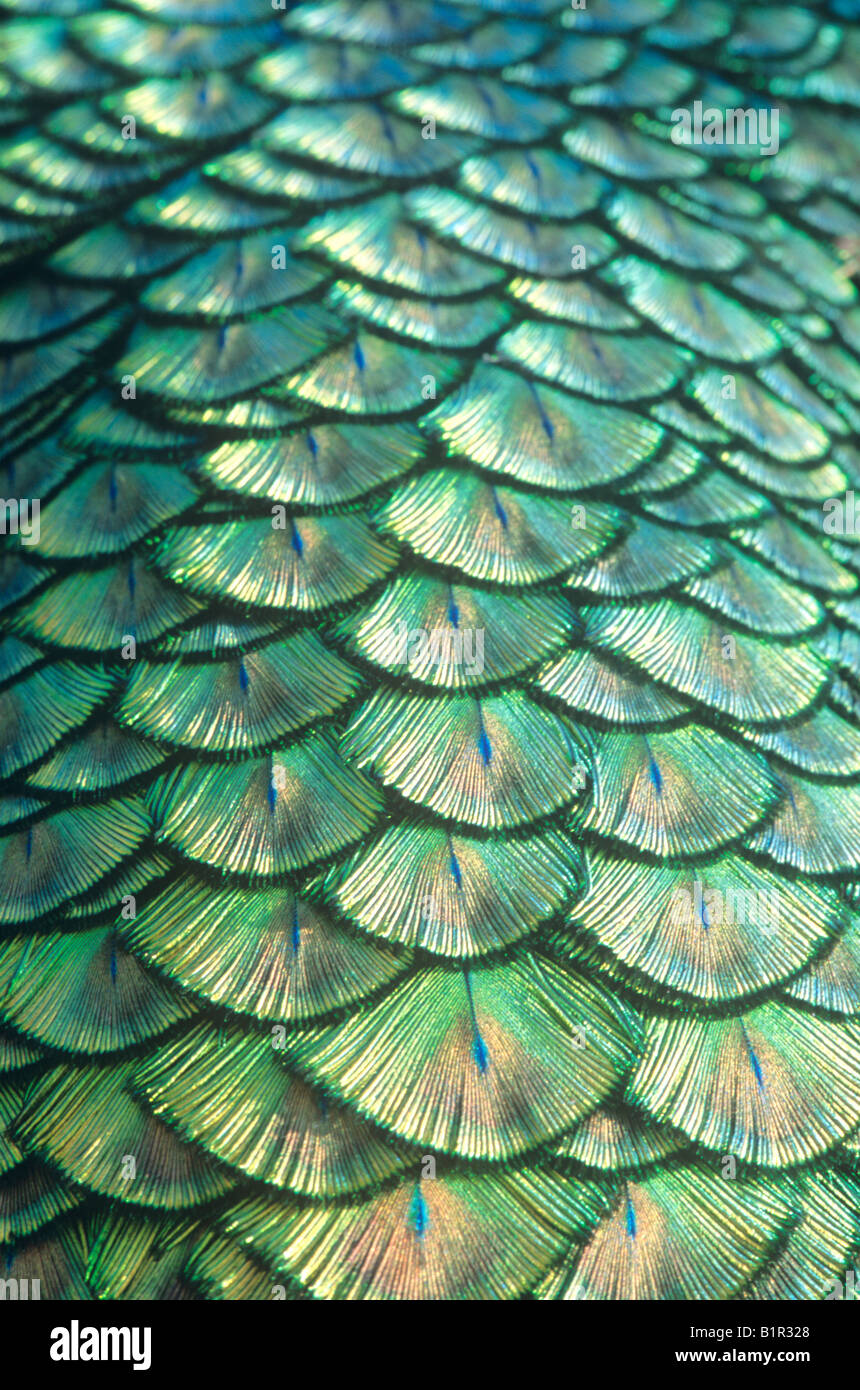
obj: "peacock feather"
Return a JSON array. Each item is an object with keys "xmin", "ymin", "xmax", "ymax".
[{"xmin": 0, "ymin": 0, "xmax": 859, "ymax": 1303}]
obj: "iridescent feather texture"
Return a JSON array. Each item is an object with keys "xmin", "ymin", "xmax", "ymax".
[{"xmin": 0, "ymin": 0, "xmax": 859, "ymax": 1303}]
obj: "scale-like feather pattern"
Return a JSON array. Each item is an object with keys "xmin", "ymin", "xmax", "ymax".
[{"xmin": 1, "ymin": 0, "xmax": 860, "ymax": 1305}]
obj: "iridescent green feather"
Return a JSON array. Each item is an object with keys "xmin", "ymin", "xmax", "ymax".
[{"xmin": 2, "ymin": 0, "xmax": 860, "ymax": 1305}]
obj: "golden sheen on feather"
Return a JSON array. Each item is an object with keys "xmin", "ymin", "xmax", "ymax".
[{"xmin": 0, "ymin": 0, "xmax": 859, "ymax": 1313}]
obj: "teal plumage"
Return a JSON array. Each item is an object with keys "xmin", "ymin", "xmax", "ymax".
[{"xmin": 0, "ymin": 0, "xmax": 859, "ymax": 1302}]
